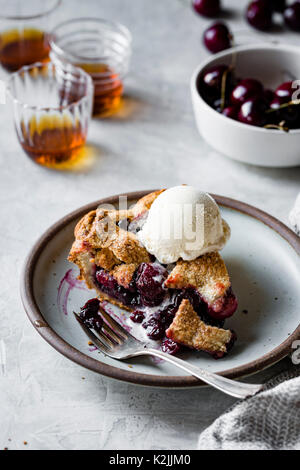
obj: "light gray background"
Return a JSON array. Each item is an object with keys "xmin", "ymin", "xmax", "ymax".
[{"xmin": 0, "ymin": 0, "xmax": 299, "ymax": 450}]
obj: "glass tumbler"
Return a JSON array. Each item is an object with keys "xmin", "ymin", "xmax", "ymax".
[
  {"xmin": 7, "ymin": 61, "xmax": 94, "ymax": 168},
  {"xmin": 50, "ymin": 18, "xmax": 132, "ymax": 117},
  {"xmin": 0, "ymin": 0, "xmax": 61, "ymax": 72}
]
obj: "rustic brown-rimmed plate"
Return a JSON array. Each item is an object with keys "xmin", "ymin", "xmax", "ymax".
[{"xmin": 20, "ymin": 191, "xmax": 300, "ymax": 388}]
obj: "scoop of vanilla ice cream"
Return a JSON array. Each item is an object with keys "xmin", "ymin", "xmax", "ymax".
[{"xmin": 138, "ymin": 186, "xmax": 230, "ymax": 264}]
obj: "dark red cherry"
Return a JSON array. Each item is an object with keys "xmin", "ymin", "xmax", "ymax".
[
  {"xmin": 238, "ymin": 97, "xmax": 267, "ymax": 127},
  {"xmin": 275, "ymin": 81, "xmax": 294, "ymax": 102},
  {"xmin": 267, "ymin": 0, "xmax": 286, "ymax": 12},
  {"xmin": 213, "ymin": 97, "xmax": 230, "ymax": 112},
  {"xmin": 80, "ymin": 298, "xmax": 100, "ymax": 316},
  {"xmin": 197, "ymin": 64, "xmax": 234, "ymax": 103},
  {"xmin": 270, "ymin": 96, "xmax": 282, "ymax": 110},
  {"xmin": 280, "ymin": 105, "xmax": 300, "ymax": 129},
  {"xmin": 263, "ymin": 88, "xmax": 274, "ymax": 105},
  {"xmin": 270, "ymin": 97, "xmax": 300, "ymax": 129},
  {"xmin": 161, "ymin": 338, "xmax": 181, "ymax": 355},
  {"xmin": 268, "ymin": 97, "xmax": 284, "ymax": 125},
  {"xmin": 96, "ymin": 269, "xmax": 117, "ymax": 291},
  {"xmin": 80, "ymin": 298, "xmax": 103, "ymax": 331},
  {"xmin": 222, "ymin": 105, "xmax": 239, "ymax": 119},
  {"xmin": 201, "ymin": 65, "xmax": 231, "ymax": 91},
  {"xmin": 136, "ymin": 263, "xmax": 167, "ymax": 305},
  {"xmin": 192, "ymin": 0, "xmax": 220, "ymax": 18},
  {"xmin": 246, "ymin": 0, "xmax": 273, "ymax": 31},
  {"xmin": 130, "ymin": 310, "xmax": 145, "ymax": 323},
  {"xmin": 231, "ymin": 78, "xmax": 263, "ymax": 105},
  {"xmin": 142, "ymin": 317, "xmax": 165, "ymax": 340},
  {"xmin": 203, "ymin": 22, "xmax": 232, "ymax": 53},
  {"xmin": 284, "ymin": 2, "xmax": 300, "ymax": 31}
]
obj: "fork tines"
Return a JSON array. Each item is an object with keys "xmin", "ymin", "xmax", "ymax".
[{"xmin": 73, "ymin": 306, "xmax": 130, "ymax": 354}]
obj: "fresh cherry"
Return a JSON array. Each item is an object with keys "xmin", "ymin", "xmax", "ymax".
[
  {"xmin": 197, "ymin": 64, "xmax": 234, "ymax": 103},
  {"xmin": 192, "ymin": 0, "xmax": 220, "ymax": 18},
  {"xmin": 246, "ymin": 0, "xmax": 273, "ymax": 31},
  {"xmin": 270, "ymin": 96, "xmax": 300, "ymax": 129},
  {"xmin": 231, "ymin": 78, "xmax": 263, "ymax": 105},
  {"xmin": 238, "ymin": 97, "xmax": 267, "ymax": 127},
  {"xmin": 200, "ymin": 65, "xmax": 230, "ymax": 91},
  {"xmin": 280, "ymin": 105, "xmax": 300, "ymax": 129},
  {"xmin": 203, "ymin": 22, "xmax": 232, "ymax": 54},
  {"xmin": 263, "ymin": 88, "xmax": 274, "ymax": 105},
  {"xmin": 275, "ymin": 81, "xmax": 294, "ymax": 103},
  {"xmin": 284, "ymin": 2, "xmax": 300, "ymax": 31},
  {"xmin": 212, "ymin": 97, "xmax": 229, "ymax": 112},
  {"xmin": 222, "ymin": 105, "xmax": 239, "ymax": 119},
  {"xmin": 270, "ymin": 96, "xmax": 283, "ymax": 110},
  {"xmin": 266, "ymin": 0, "xmax": 286, "ymax": 12}
]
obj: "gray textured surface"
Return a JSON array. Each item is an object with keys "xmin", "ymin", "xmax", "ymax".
[{"xmin": 0, "ymin": 0, "xmax": 299, "ymax": 450}]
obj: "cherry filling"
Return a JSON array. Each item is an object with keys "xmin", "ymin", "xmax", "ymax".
[
  {"xmin": 94, "ymin": 262, "xmax": 237, "ymax": 350},
  {"xmin": 95, "ymin": 268, "xmax": 138, "ymax": 307},
  {"xmin": 79, "ymin": 298, "xmax": 103, "ymax": 331},
  {"xmin": 208, "ymin": 287, "xmax": 238, "ymax": 320}
]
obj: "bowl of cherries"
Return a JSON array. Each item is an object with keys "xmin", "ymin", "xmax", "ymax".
[{"xmin": 191, "ymin": 43, "xmax": 300, "ymax": 167}]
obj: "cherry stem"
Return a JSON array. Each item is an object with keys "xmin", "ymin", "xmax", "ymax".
[
  {"xmin": 266, "ymin": 99, "xmax": 300, "ymax": 114},
  {"xmin": 220, "ymin": 50, "xmax": 236, "ymax": 112},
  {"xmin": 220, "ymin": 68, "xmax": 229, "ymax": 111},
  {"xmin": 264, "ymin": 121, "xmax": 289, "ymax": 132}
]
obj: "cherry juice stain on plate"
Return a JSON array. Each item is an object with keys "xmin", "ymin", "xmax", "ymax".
[{"xmin": 57, "ymin": 269, "xmax": 88, "ymax": 316}]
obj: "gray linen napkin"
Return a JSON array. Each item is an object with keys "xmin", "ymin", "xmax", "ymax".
[{"xmin": 198, "ymin": 367, "xmax": 300, "ymax": 450}]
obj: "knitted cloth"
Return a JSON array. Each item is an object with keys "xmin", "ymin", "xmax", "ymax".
[{"xmin": 198, "ymin": 367, "xmax": 300, "ymax": 450}]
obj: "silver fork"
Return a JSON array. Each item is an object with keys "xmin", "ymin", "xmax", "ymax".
[{"xmin": 74, "ymin": 308, "xmax": 263, "ymax": 399}]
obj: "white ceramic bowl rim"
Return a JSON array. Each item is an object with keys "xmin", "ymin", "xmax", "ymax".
[{"xmin": 191, "ymin": 42, "xmax": 300, "ymax": 135}]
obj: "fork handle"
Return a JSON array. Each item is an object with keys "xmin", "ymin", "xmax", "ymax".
[{"xmin": 133, "ymin": 348, "xmax": 263, "ymax": 399}]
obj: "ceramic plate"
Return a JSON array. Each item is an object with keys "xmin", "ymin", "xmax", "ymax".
[{"xmin": 20, "ymin": 191, "xmax": 300, "ymax": 388}]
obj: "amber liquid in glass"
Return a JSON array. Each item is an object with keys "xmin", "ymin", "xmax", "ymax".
[
  {"xmin": 0, "ymin": 28, "xmax": 50, "ymax": 72},
  {"xmin": 20, "ymin": 114, "xmax": 86, "ymax": 167},
  {"xmin": 78, "ymin": 63, "xmax": 123, "ymax": 116}
]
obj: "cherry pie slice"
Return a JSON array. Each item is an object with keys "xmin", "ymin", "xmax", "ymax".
[{"xmin": 69, "ymin": 190, "xmax": 238, "ymax": 358}]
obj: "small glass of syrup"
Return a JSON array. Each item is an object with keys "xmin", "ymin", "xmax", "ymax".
[
  {"xmin": 50, "ymin": 18, "xmax": 132, "ymax": 117},
  {"xmin": 7, "ymin": 61, "xmax": 94, "ymax": 168},
  {"xmin": 0, "ymin": 0, "xmax": 61, "ymax": 72}
]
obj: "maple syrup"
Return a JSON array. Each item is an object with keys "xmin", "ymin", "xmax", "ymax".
[
  {"xmin": 0, "ymin": 28, "xmax": 50, "ymax": 72},
  {"xmin": 77, "ymin": 63, "xmax": 123, "ymax": 116},
  {"xmin": 20, "ymin": 114, "xmax": 86, "ymax": 167},
  {"xmin": 50, "ymin": 18, "xmax": 131, "ymax": 118}
]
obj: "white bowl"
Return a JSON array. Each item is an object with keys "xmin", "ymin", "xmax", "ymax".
[{"xmin": 191, "ymin": 43, "xmax": 300, "ymax": 168}]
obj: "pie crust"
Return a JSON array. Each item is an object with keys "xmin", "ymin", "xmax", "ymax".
[{"xmin": 69, "ymin": 190, "xmax": 237, "ymax": 356}]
